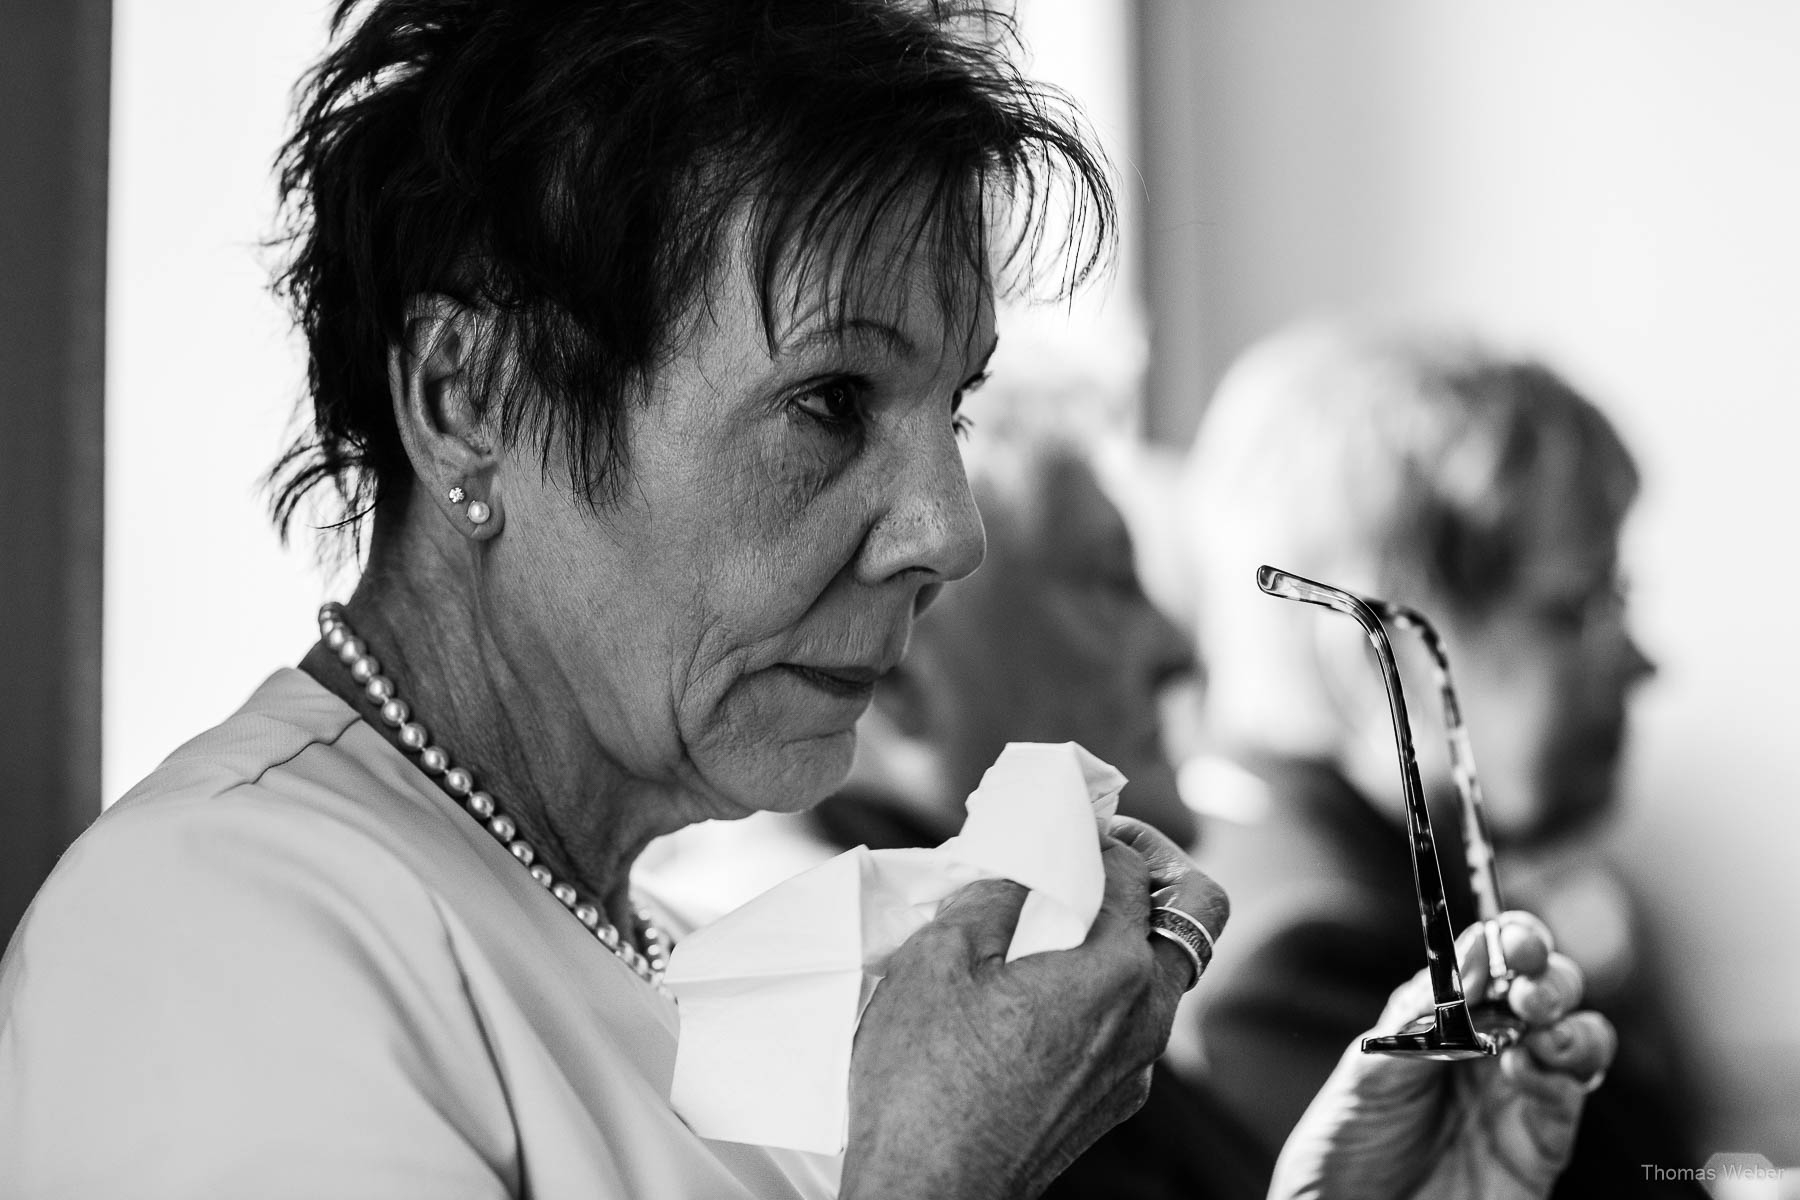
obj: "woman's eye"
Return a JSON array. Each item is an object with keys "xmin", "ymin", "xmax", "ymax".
[
  {"xmin": 1099, "ymin": 573, "xmax": 1141, "ymax": 601},
  {"xmin": 951, "ymin": 371, "xmax": 988, "ymax": 439},
  {"xmin": 1533, "ymin": 597, "xmax": 1589, "ymax": 634},
  {"xmin": 951, "ymin": 396, "xmax": 976, "ymax": 438},
  {"xmin": 792, "ymin": 378, "xmax": 865, "ymax": 429}
]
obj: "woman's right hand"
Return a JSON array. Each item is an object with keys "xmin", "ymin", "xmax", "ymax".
[
  {"xmin": 840, "ymin": 820, "xmax": 1228, "ymax": 1200},
  {"xmin": 1269, "ymin": 913, "xmax": 1616, "ymax": 1200}
]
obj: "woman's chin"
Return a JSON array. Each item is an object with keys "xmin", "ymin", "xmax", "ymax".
[
  {"xmin": 706, "ymin": 728, "xmax": 860, "ymax": 816},
  {"xmin": 693, "ymin": 669, "xmax": 874, "ymax": 812}
]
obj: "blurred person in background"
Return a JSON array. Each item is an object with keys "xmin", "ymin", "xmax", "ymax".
[{"xmin": 1174, "ymin": 319, "xmax": 1705, "ymax": 1198}]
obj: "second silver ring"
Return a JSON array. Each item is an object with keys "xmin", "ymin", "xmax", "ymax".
[{"xmin": 1149, "ymin": 905, "xmax": 1217, "ymax": 991}]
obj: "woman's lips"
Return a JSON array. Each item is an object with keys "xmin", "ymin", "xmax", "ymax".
[{"xmin": 778, "ymin": 663, "xmax": 882, "ymax": 700}]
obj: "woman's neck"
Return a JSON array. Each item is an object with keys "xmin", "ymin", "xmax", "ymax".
[{"xmin": 301, "ymin": 536, "xmax": 681, "ymax": 934}]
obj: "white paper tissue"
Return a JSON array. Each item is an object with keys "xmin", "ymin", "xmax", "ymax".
[{"xmin": 664, "ymin": 741, "xmax": 1124, "ymax": 1154}]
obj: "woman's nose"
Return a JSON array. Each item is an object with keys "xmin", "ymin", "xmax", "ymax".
[
  {"xmin": 1143, "ymin": 599, "xmax": 1199, "ymax": 691},
  {"xmin": 1622, "ymin": 632, "xmax": 1658, "ymax": 685},
  {"xmin": 856, "ymin": 427, "xmax": 986, "ymax": 588}
]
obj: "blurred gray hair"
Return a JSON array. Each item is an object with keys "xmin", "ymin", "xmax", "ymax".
[{"xmin": 1180, "ymin": 320, "xmax": 1638, "ymax": 747}]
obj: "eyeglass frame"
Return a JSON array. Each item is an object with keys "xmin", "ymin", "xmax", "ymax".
[{"xmin": 1257, "ymin": 565, "xmax": 1522, "ymax": 1059}]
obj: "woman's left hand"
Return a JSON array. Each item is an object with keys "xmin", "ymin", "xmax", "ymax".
[
  {"xmin": 1270, "ymin": 912, "xmax": 1617, "ymax": 1200},
  {"xmin": 840, "ymin": 815, "xmax": 1226, "ymax": 1200}
]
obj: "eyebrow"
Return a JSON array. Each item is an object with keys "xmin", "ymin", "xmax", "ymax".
[
  {"xmin": 779, "ymin": 319, "xmax": 1000, "ymax": 382},
  {"xmin": 777, "ymin": 317, "xmax": 918, "ymax": 359}
]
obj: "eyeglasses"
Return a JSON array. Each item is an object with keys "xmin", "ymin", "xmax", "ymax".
[{"xmin": 1258, "ymin": 565, "xmax": 1523, "ymax": 1060}]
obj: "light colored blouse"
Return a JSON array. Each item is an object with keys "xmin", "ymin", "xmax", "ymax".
[{"xmin": 0, "ymin": 669, "xmax": 840, "ymax": 1200}]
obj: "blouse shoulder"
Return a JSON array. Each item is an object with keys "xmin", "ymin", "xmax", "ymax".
[
  {"xmin": 0, "ymin": 669, "xmax": 521, "ymax": 1198},
  {"xmin": 10, "ymin": 667, "xmax": 456, "ymax": 982}
]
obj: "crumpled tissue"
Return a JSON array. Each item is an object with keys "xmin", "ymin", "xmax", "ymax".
[{"xmin": 664, "ymin": 741, "xmax": 1125, "ymax": 1154}]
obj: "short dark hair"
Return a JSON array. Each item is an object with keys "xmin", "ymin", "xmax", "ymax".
[{"xmin": 267, "ymin": 0, "xmax": 1115, "ymax": 543}]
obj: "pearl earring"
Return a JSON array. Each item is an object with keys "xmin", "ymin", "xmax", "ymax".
[{"xmin": 447, "ymin": 483, "xmax": 491, "ymax": 527}]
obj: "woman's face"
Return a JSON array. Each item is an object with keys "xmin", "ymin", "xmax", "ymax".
[
  {"xmin": 483, "ymin": 233, "xmax": 993, "ymax": 818},
  {"xmin": 1431, "ymin": 484, "xmax": 1655, "ymax": 845}
]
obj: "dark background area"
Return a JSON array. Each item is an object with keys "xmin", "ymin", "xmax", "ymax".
[{"xmin": 0, "ymin": 1, "xmax": 111, "ymax": 945}]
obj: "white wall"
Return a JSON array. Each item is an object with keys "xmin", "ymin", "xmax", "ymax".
[
  {"xmin": 105, "ymin": 0, "xmax": 341, "ymax": 802},
  {"xmin": 1160, "ymin": 0, "xmax": 1800, "ymax": 1160},
  {"xmin": 996, "ymin": 0, "xmax": 1146, "ymax": 432}
]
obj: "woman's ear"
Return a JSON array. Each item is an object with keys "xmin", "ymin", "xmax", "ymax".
[{"xmin": 388, "ymin": 294, "xmax": 505, "ymax": 539}]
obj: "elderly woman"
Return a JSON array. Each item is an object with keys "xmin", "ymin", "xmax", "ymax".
[
  {"xmin": 1176, "ymin": 320, "xmax": 1695, "ymax": 1196},
  {"xmin": 1, "ymin": 4, "xmax": 1609, "ymax": 1198}
]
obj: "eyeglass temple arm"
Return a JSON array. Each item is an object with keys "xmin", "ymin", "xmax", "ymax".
[
  {"xmin": 1256, "ymin": 567, "xmax": 1475, "ymax": 1024},
  {"xmin": 1375, "ymin": 603, "xmax": 1513, "ymax": 990},
  {"xmin": 1373, "ymin": 605, "xmax": 1508, "ymax": 917}
]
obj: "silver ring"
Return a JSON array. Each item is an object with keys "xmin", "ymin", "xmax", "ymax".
[{"xmin": 1149, "ymin": 906, "xmax": 1216, "ymax": 992}]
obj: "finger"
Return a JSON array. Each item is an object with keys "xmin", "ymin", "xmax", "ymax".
[
  {"xmin": 1494, "ymin": 910, "xmax": 1554, "ymax": 975},
  {"xmin": 1508, "ymin": 952, "xmax": 1586, "ymax": 1026},
  {"xmin": 1084, "ymin": 836, "xmax": 1154, "ymax": 943},
  {"xmin": 1523, "ymin": 1010, "xmax": 1616, "ymax": 1084},
  {"xmin": 1359, "ymin": 971, "xmax": 1452, "ymax": 1087},
  {"xmin": 1373, "ymin": 959, "xmax": 1438, "ymax": 1034},
  {"xmin": 1454, "ymin": 919, "xmax": 1487, "ymax": 972},
  {"xmin": 1495, "ymin": 1047, "xmax": 1588, "ymax": 1157},
  {"xmin": 1497, "ymin": 1015, "xmax": 1614, "ymax": 1144},
  {"xmin": 1144, "ymin": 924, "xmax": 1201, "ymax": 1000},
  {"xmin": 1110, "ymin": 816, "xmax": 1230, "ymax": 945},
  {"xmin": 1374, "ymin": 929, "xmax": 1489, "ymax": 1036},
  {"xmin": 931, "ymin": 878, "xmax": 1031, "ymax": 962},
  {"xmin": 1455, "ymin": 911, "xmax": 1552, "ymax": 998},
  {"xmin": 1106, "ymin": 816, "xmax": 1189, "ymax": 888},
  {"xmin": 1079, "ymin": 840, "xmax": 1195, "ymax": 1028}
]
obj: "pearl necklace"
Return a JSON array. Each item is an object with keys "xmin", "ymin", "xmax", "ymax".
[{"xmin": 317, "ymin": 603, "xmax": 672, "ymax": 994}]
